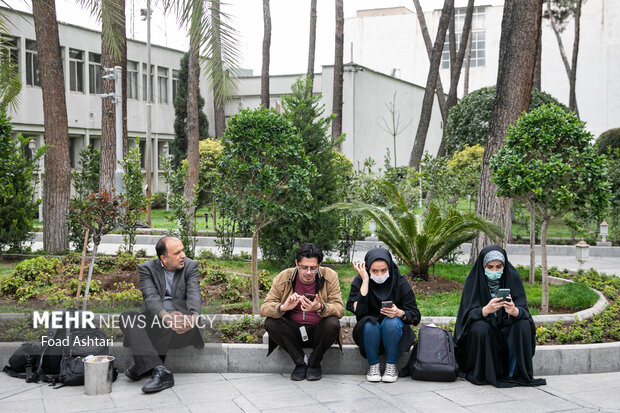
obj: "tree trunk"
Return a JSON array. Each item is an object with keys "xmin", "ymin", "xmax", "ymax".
[
  {"xmin": 82, "ymin": 242, "xmax": 99, "ymax": 311},
  {"xmin": 211, "ymin": 0, "xmax": 226, "ymax": 138},
  {"xmin": 32, "ymin": 0, "xmax": 71, "ymax": 253},
  {"xmin": 547, "ymin": 0, "xmax": 579, "ymax": 117},
  {"xmin": 100, "ymin": 0, "xmax": 124, "ymax": 192},
  {"xmin": 261, "ymin": 0, "xmax": 271, "ymax": 108},
  {"xmin": 529, "ymin": 205, "xmax": 536, "ymax": 284},
  {"xmin": 307, "ymin": 0, "xmax": 317, "ymax": 81},
  {"xmin": 540, "ymin": 218, "xmax": 549, "ymax": 314},
  {"xmin": 120, "ymin": 3, "xmax": 128, "ymax": 157},
  {"xmin": 251, "ymin": 227, "xmax": 260, "ymax": 314},
  {"xmin": 332, "ymin": 0, "xmax": 344, "ymax": 149},
  {"xmin": 464, "ymin": 30, "xmax": 472, "ymax": 95},
  {"xmin": 469, "ymin": 0, "xmax": 541, "ymax": 263},
  {"xmin": 412, "ymin": 0, "xmax": 448, "ymax": 129},
  {"xmin": 408, "ymin": 0, "xmax": 453, "ymax": 169},
  {"xmin": 446, "ymin": 0, "xmax": 475, "ymax": 111},
  {"xmin": 533, "ymin": 0, "xmax": 542, "ymax": 90},
  {"xmin": 569, "ymin": 0, "xmax": 581, "ymax": 118},
  {"xmin": 184, "ymin": 5, "xmax": 201, "ymax": 227}
]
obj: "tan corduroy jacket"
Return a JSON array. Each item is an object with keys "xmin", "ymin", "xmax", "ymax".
[{"xmin": 260, "ymin": 266, "xmax": 344, "ymax": 319}]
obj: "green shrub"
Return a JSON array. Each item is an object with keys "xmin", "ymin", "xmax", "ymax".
[
  {"xmin": 596, "ymin": 128, "xmax": 620, "ymax": 157},
  {"xmin": 445, "ymin": 87, "xmax": 567, "ymax": 155},
  {"xmin": 217, "ymin": 315, "xmax": 263, "ymax": 343},
  {"xmin": 0, "ymin": 112, "xmax": 45, "ymax": 252},
  {"xmin": 150, "ymin": 192, "xmax": 167, "ymax": 209}
]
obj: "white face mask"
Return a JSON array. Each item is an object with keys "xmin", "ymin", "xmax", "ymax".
[{"xmin": 370, "ymin": 273, "xmax": 390, "ymax": 284}]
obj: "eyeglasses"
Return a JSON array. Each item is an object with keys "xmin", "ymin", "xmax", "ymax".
[{"xmin": 298, "ymin": 265, "xmax": 319, "ymax": 272}]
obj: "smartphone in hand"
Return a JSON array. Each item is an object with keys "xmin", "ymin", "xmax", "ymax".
[
  {"xmin": 381, "ymin": 300, "xmax": 393, "ymax": 308},
  {"xmin": 497, "ymin": 288, "xmax": 511, "ymax": 302},
  {"xmin": 305, "ymin": 293, "xmax": 316, "ymax": 301}
]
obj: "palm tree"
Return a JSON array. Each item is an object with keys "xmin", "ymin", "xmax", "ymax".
[
  {"xmin": 170, "ymin": 0, "xmax": 240, "ymax": 231},
  {"xmin": 331, "ymin": 0, "xmax": 343, "ymax": 149},
  {"xmin": 325, "ymin": 181, "xmax": 503, "ymax": 280},
  {"xmin": 32, "ymin": 0, "xmax": 72, "ymax": 253},
  {"xmin": 0, "ymin": 14, "xmax": 22, "ymax": 111},
  {"xmin": 77, "ymin": 0, "xmax": 127, "ymax": 192},
  {"xmin": 261, "ymin": 0, "xmax": 271, "ymax": 108}
]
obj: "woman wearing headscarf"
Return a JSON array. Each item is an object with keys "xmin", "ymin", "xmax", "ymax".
[
  {"xmin": 347, "ymin": 248, "xmax": 420, "ymax": 383},
  {"xmin": 455, "ymin": 245, "xmax": 546, "ymax": 387}
]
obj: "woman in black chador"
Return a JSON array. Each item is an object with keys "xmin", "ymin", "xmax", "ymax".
[{"xmin": 454, "ymin": 245, "xmax": 546, "ymax": 387}]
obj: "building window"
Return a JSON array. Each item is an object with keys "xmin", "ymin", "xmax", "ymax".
[
  {"xmin": 441, "ymin": 6, "xmax": 486, "ymax": 69},
  {"xmin": 127, "ymin": 60, "xmax": 138, "ymax": 99},
  {"xmin": 25, "ymin": 39, "xmax": 41, "ymax": 87},
  {"xmin": 142, "ymin": 63, "xmax": 153, "ymax": 102},
  {"xmin": 69, "ymin": 48, "xmax": 84, "ymax": 92},
  {"xmin": 0, "ymin": 34, "xmax": 19, "ymax": 73},
  {"xmin": 158, "ymin": 66, "xmax": 168, "ymax": 104},
  {"xmin": 172, "ymin": 69, "xmax": 179, "ymax": 103},
  {"xmin": 88, "ymin": 52, "xmax": 101, "ymax": 94}
]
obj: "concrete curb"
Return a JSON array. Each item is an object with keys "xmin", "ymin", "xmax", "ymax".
[{"xmin": 1, "ymin": 341, "xmax": 618, "ymax": 376}]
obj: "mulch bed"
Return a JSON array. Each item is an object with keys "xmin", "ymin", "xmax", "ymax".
[{"xmin": 407, "ymin": 273, "xmax": 463, "ymax": 295}]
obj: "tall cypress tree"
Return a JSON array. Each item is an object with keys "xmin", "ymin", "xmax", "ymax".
[{"xmin": 171, "ymin": 53, "xmax": 209, "ymax": 169}]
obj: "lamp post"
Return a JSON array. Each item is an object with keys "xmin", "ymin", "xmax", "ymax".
[
  {"xmin": 29, "ymin": 139, "xmax": 43, "ymax": 222},
  {"xmin": 597, "ymin": 220, "xmax": 610, "ymax": 246},
  {"xmin": 575, "ymin": 238, "xmax": 590, "ymax": 269}
]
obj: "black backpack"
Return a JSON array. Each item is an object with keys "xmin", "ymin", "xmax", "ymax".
[
  {"xmin": 3, "ymin": 341, "xmax": 43, "ymax": 382},
  {"xmin": 4, "ymin": 310, "xmax": 110, "ymax": 387},
  {"xmin": 402, "ymin": 325, "xmax": 457, "ymax": 382}
]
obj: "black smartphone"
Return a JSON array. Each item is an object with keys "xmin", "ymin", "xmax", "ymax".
[
  {"xmin": 497, "ymin": 288, "xmax": 511, "ymax": 302},
  {"xmin": 305, "ymin": 293, "xmax": 316, "ymax": 300},
  {"xmin": 381, "ymin": 301, "xmax": 393, "ymax": 308}
]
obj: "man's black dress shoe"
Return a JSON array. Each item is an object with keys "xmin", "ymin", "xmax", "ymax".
[
  {"xmin": 125, "ymin": 365, "xmax": 152, "ymax": 381},
  {"xmin": 306, "ymin": 365, "xmax": 322, "ymax": 381},
  {"xmin": 141, "ymin": 366, "xmax": 174, "ymax": 393},
  {"xmin": 290, "ymin": 363, "xmax": 307, "ymax": 381}
]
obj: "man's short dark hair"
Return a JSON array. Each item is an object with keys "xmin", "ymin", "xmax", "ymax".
[
  {"xmin": 295, "ymin": 243, "xmax": 323, "ymax": 263},
  {"xmin": 155, "ymin": 236, "xmax": 174, "ymax": 260}
]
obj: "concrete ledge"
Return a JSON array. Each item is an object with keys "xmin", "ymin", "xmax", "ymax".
[{"xmin": 1, "ymin": 341, "xmax": 618, "ymax": 376}]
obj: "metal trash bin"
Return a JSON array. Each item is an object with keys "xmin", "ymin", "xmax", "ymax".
[{"xmin": 84, "ymin": 355, "xmax": 115, "ymax": 395}]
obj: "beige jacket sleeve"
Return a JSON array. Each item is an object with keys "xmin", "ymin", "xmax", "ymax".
[{"xmin": 259, "ymin": 270, "xmax": 290, "ymax": 318}]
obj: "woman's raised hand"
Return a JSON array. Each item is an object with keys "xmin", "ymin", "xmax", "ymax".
[{"xmin": 353, "ymin": 261, "xmax": 369, "ymax": 280}]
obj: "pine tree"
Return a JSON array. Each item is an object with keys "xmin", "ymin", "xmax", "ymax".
[{"xmin": 171, "ymin": 53, "xmax": 209, "ymax": 169}]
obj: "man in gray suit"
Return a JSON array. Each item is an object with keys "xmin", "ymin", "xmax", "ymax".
[{"xmin": 120, "ymin": 236, "xmax": 203, "ymax": 393}]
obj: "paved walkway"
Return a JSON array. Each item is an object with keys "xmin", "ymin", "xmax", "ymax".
[
  {"xmin": 1, "ymin": 371, "xmax": 618, "ymax": 412},
  {"xmin": 28, "ymin": 235, "xmax": 620, "ymax": 277}
]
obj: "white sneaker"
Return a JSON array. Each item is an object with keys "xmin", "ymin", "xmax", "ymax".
[
  {"xmin": 382, "ymin": 363, "xmax": 398, "ymax": 383},
  {"xmin": 366, "ymin": 363, "xmax": 381, "ymax": 382}
]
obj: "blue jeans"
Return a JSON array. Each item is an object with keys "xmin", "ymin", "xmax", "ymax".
[{"xmin": 363, "ymin": 317, "xmax": 403, "ymax": 365}]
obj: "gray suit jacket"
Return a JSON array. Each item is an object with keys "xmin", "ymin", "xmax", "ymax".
[{"xmin": 138, "ymin": 257, "xmax": 202, "ymax": 317}]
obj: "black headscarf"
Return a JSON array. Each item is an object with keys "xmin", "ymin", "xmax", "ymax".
[
  {"xmin": 454, "ymin": 245, "xmax": 530, "ymax": 345},
  {"xmin": 363, "ymin": 248, "xmax": 402, "ymax": 302}
]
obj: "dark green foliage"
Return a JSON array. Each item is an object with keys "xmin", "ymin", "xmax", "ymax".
[
  {"xmin": 0, "ymin": 256, "xmax": 61, "ymax": 300},
  {"xmin": 492, "ymin": 104, "xmax": 610, "ymax": 223},
  {"xmin": 216, "ymin": 106, "xmax": 317, "ymax": 231},
  {"xmin": 444, "ymin": 86, "xmax": 567, "ymax": 155},
  {"xmin": 0, "ymin": 112, "xmax": 45, "ymax": 252},
  {"xmin": 258, "ymin": 77, "xmax": 350, "ymax": 264},
  {"xmin": 68, "ymin": 145, "xmax": 100, "ymax": 251},
  {"xmin": 171, "ymin": 52, "xmax": 210, "ymax": 169},
  {"xmin": 606, "ymin": 154, "xmax": 620, "ymax": 240},
  {"xmin": 596, "ymin": 128, "xmax": 620, "ymax": 157}
]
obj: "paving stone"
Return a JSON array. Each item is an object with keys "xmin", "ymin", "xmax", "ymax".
[
  {"xmin": 241, "ymin": 387, "xmax": 318, "ymax": 410},
  {"xmin": 393, "ymin": 391, "xmax": 470, "ymax": 413}
]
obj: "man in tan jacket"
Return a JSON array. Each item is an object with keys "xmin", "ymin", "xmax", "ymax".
[{"xmin": 260, "ymin": 243, "xmax": 344, "ymax": 381}]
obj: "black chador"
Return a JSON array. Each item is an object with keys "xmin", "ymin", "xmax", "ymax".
[{"xmin": 454, "ymin": 245, "xmax": 546, "ymax": 387}]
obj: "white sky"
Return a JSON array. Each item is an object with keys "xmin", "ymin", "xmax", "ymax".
[{"xmin": 5, "ymin": 0, "xmax": 441, "ymax": 75}]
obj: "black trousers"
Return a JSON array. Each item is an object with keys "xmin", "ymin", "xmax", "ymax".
[
  {"xmin": 264, "ymin": 316, "xmax": 340, "ymax": 368},
  {"xmin": 120, "ymin": 310, "xmax": 200, "ymax": 375}
]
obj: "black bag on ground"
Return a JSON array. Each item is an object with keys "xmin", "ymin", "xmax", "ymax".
[
  {"xmin": 3, "ymin": 341, "xmax": 43, "ymax": 382},
  {"xmin": 402, "ymin": 325, "xmax": 457, "ymax": 382}
]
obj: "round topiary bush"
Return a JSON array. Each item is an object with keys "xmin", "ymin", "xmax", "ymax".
[
  {"xmin": 596, "ymin": 128, "xmax": 620, "ymax": 157},
  {"xmin": 444, "ymin": 87, "xmax": 568, "ymax": 156}
]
